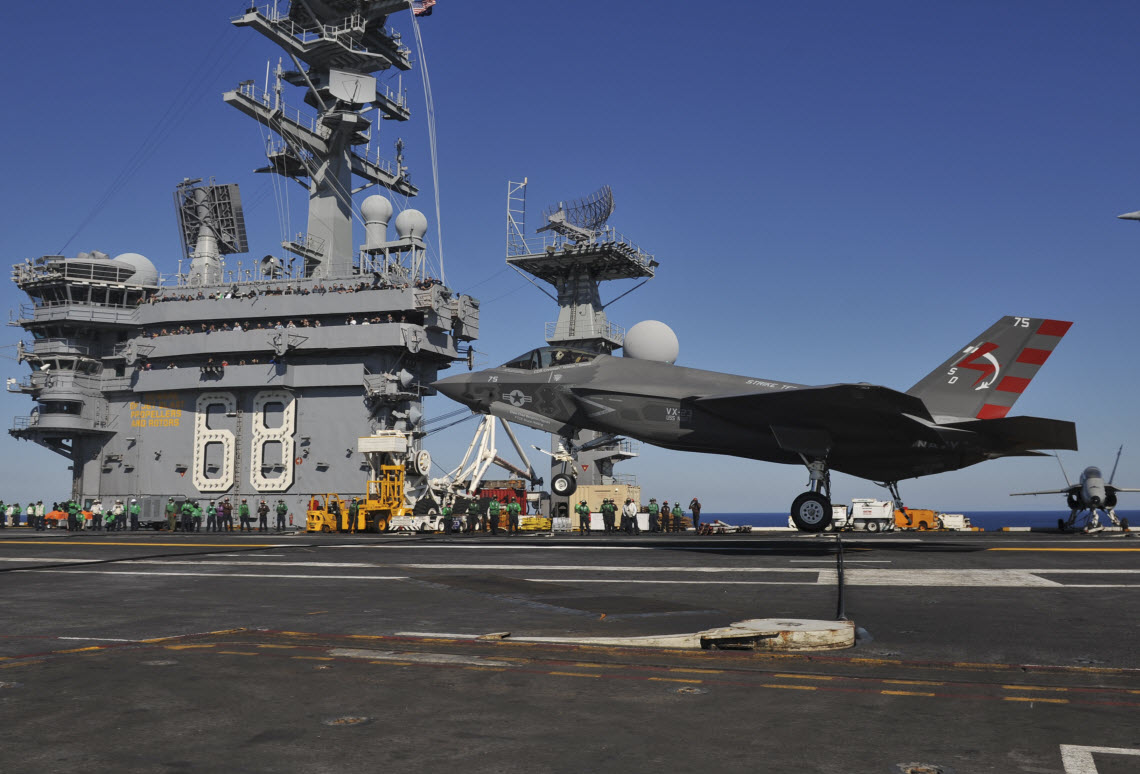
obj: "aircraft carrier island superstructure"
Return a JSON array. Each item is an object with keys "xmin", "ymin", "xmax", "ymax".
[{"xmin": 8, "ymin": 1, "xmax": 477, "ymax": 522}]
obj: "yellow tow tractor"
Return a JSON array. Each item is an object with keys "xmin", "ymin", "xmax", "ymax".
[
  {"xmin": 306, "ymin": 493, "xmax": 353, "ymax": 533},
  {"xmin": 358, "ymin": 465, "xmax": 408, "ymax": 532}
]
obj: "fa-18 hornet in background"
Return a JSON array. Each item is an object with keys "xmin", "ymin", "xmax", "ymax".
[
  {"xmin": 434, "ymin": 316, "xmax": 1076, "ymax": 531},
  {"xmin": 1012, "ymin": 445, "xmax": 1137, "ymax": 532}
]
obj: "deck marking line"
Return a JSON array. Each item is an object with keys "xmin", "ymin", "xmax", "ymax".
[
  {"xmin": 0, "ymin": 541, "xmax": 284, "ymax": 548},
  {"xmin": 217, "ymin": 651, "xmax": 260, "ymax": 656},
  {"xmin": 773, "ymin": 673, "xmax": 833, "ymax": 681},
  {"xmin": 19, "ymin": 569, "xmax": 409, "ymax": 580},
  {"xmin": 1003, "ymin": 696, "xmax": 1068, "ymax": 704},
  {"xmin": 1060, "ymin": 745, "xmax": 1140, "ymax": 774},
  {"xmin": 548, "ymin": 671, "xmax": 601, "ymax": 678},
  {"xmin": 0, "ymin": 661, "xmax": 44, "ymax": 669},
  {"xmin": 883, "ymin": 680, "xmax": 945, "ymax": 687},
  {"xmin": 649, "ymin": 677, "xmax": 702, "ymax": 684},
  {"xmin": 291, "ymin": 656, "xmax": 334, "ymax": 661},
  {"xmin": 370, "ymin": 660, "xmax": 414, "ymax": 666},
  {"xmin": 1002, "ymin": 685, "xmax": 1068, "ymax": 692},
  {"xmin": 989, "ymin": 547, "xmax": 1140, "ymax": 552},
  {"xmin": 761, "ymin": 683, "xmax": 816, "ymax": 691},
  {"xmin": 57, "ymin": 637, "xmax": 133, "ymax": 642},
  {"xmin": 881, "ymin": 690, "xmax": 936, "ymax": 697},
  {"xmin": 164, "ymin": 644, "xmax": 216, "ymax": 650}
]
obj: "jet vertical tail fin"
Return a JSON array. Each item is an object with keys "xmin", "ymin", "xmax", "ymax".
[{"xmin": 906, "ymin": 316, "xmax": 1071, "ymax": 422}]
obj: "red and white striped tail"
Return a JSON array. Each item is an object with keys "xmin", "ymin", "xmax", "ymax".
[{"xmin": 907, "ymin": 316, "xmax": 1072, "ymax": 422}]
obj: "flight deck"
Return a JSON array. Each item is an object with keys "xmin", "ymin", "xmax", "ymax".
[{"xmin": 0, "ymin": 529, "xmax": 1136, "ymax": 773}]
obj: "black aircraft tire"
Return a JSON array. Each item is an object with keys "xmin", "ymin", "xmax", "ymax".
[
  {"xmin": 552, "ymin": 473, "xmax": 577, "ymax": 497},
  {"xmin": 865, "ymin": 520, "xmax": 880, "ymax": 533},
  {"xmin": 790, "ymin": 492, "xmax": 831, "ymax": 533}
]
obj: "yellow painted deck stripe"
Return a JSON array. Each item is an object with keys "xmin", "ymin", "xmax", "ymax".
[
  {"xmin": 57, "ymin": 646, "xmax": 103, "ymax": 653},
  {"xmin": 370, "ymin": 660, "xmax": 413, "ymax": 666},
  {"xmin": 883, "ymin": 680, "xmax": 945, "ymax": 687},
  {"xmin": 548, "ymin": 671, "xmax": 601, "ymax": 678},
  {"xmin": 291, "ymin": 656, "xmax": 333, "ymax": 661},
  {"xmin": 987, "ymin": 547, "xmax": 1140, "ymax": 552},
  {"xmin": 164, "ymin": 644, "xmax": 215, "ymax": 650},
  {"xmin": 217, "ymin": 651, "xmax": 260, "ymax": 656},
  {"xmin": 1003, "ymin": 696, "xmax": 1069, "ymax": 704},
  {"xmin": 1002, "ymin": 685, "xmax": 1068, "ymax": 692},
  {"xmin": 464, "ymin": 666, "xmax": 506, "ymax": 672},
  {"xmin": 0, "ymin": 660, "xmax": 44, "ymax": 668},
  {"xmin": 669, "ymin": 668, "xmax": 724, "ymax": 675},
  {"xmin": 0, "ymin": 541, "xmax": 279, "ymax": 548},
  {"xmin": 761, "ymin": 683, "xmax": 817, "ymax": 691},
  {"xmin": 773, "ymin": 673, "xmax": 833, "ymax": 681},
  {"xmin": 649, "ymin": 677, "xmax": 702, "ymax": 684},
  {"xmin": 256, "ymin": 644, "xmax": 296, "ymax": 649},
  {"xmin": 881, "ymin": 690, "xmax": 935, "ymax": 697}
]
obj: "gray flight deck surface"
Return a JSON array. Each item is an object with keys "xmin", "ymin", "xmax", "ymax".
[{"xmin": 1, "ymin": 530, "xmax": 1137, "ymax": 773}]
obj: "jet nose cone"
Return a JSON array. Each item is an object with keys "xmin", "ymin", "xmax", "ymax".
[
  {"xmin": 432, "ymin": 374, "xmax": 468, "ymax": 402},
  {"xmin": 1118, "ymin": 210, "xmax": 1140, "ymax": 221}
]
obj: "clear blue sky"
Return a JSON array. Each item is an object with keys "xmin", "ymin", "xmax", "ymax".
[{"xmin": 1, "ymin": 1, "xmax": 1138, "ymax": 512}]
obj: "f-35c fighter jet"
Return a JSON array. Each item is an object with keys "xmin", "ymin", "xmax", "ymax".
[{"xmin": 434, "ymin": 316, "xmax": 1076, "ymax": 531}]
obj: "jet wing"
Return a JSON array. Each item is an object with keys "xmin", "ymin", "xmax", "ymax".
[
  {"xmin": 1011, "ymin": 487, "xmax": 1077, "ymax": 496},
  {"xmin": 695, "ymin": 384, "xmax": 934, "ymax": 423}
]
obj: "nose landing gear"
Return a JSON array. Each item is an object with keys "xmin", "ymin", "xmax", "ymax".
[{"xmin": 790, "ymin": 458, "xmax": 833, "ymax": 532}]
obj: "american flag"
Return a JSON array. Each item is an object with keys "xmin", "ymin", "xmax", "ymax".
[{"xmin": 413, "ymin": 0, "xmax": 437, "ymax": 16}]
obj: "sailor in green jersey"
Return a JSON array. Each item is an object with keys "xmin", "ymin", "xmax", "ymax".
[
  {"xmin": 166, "ymin": 498, "xmax": 177, "ymax": 531},
  {"xmin": 601, "ymin": 498, "xmax": 617, "ymax": 534},
  {"xmin": 347, "ymin": 498, "xmax": 359, "ymax": 533},
  {"xmin": 507, "ymin": 499, "xmax": 521, "ymax": 534},
  {"xmin": 206, "ymin": 502, "xmax": 218, "ymax": 532},
  {"xmin": 129, "ymin": 499, "xmax": 141, "ymax": 531},
  {"xmin": 440, "ymin": 504, "xmax": 453, "ymax": 534},
  {"xmin": 465, "ymin": 498, "xmax": 480, "ymax": 534},
  {"xmin": 671, "ymin": 502, "xmax": 683, "ymax": 533},
  {"xmin": 275, "ymin": 499, "xmax": 288, "ymax": 531},
  {"xmin": 239, "ymin": 499, "xmax": 252, "ymax": 531},
  {"xmin": 487, "ymin": 497, "xmax": 501, "ymax": 535},
  {"xmin": 575, "ymin": 500, "xmax": 591, "ymax": 534},
  {"xmin": 647, "ymin": 498, "xmax": 660, "ymax": 533}
]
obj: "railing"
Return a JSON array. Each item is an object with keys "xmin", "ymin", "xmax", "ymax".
[
  {"xmin": 545, "ymin": 319, "xmax": 625, "ymax": 345},
  {"xmin": 32, "ymin": 338, "xmax": 93, "ymax": 357},
  {"xmin": 235, "ymin": 81, "xmax": 327, "ymax": 140},
  {"xmin": 17, "ymin": 303, "xmax": 140, "ymax": 324},
  {"xmin": 520, "ymin": 227, "xmax": 656, "ymax": 271},
  {"xmin": 607, "ymin": 473, "xmax": 639, "ymax": 486},
  {"xmin": 12, "ymin": 415, "xmax": 32, "ymax": 430},
  {"xmin": 237, "ymin": 6, "xmax": 410, "ymax": 60}
]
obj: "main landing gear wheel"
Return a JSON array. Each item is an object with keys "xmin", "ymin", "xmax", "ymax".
[
  {"xmin": 551, "ymin": 473, "xmax": 577, "ymax": 497},
  {"xmin": 865, "ymin": 520, "xmax": 880, "ymax": 533},
  {"xmin": 790, "ymin": 492, "xmax": 831, "ymax": 533}
]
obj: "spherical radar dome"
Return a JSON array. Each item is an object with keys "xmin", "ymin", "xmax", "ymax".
[
  {"xmin": 394, "ymin": 208, "xmax": 429, "ymax": 240},
  {"xmin": 360, "ymin": 195, "xmax": 393, "ymax": 225},
  {"xmin": 112, "ymin": 252, "xmax": 159, "ymax": 286},
  {"xmin": 623, "ymin": 320, "xmax": 679, "ymax": 364}
]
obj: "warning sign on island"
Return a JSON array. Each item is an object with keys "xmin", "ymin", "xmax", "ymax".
[{"xmin": 130, "ymin": 393, "xmax": 185, "ymax": 428}]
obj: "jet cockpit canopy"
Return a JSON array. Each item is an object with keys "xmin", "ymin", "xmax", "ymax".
[{"xmin": 501, "ymin": 346, "xmax": 600, "ymax": 370}]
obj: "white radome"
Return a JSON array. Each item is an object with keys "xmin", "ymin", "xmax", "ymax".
[
  {"xmin": 623, "ymin": 320, "xmax": 679, "ymax": 364},
  {"xmin": 112, "ymin": 252, "xmax": 159, "ymax": 286},
  {"xmin": 360, "ymin": 195, "xmax": 393, "ymax": 226},
  {"xmin": 394, "ymin": 208, "xmax": 428, "ymax": 240}
]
